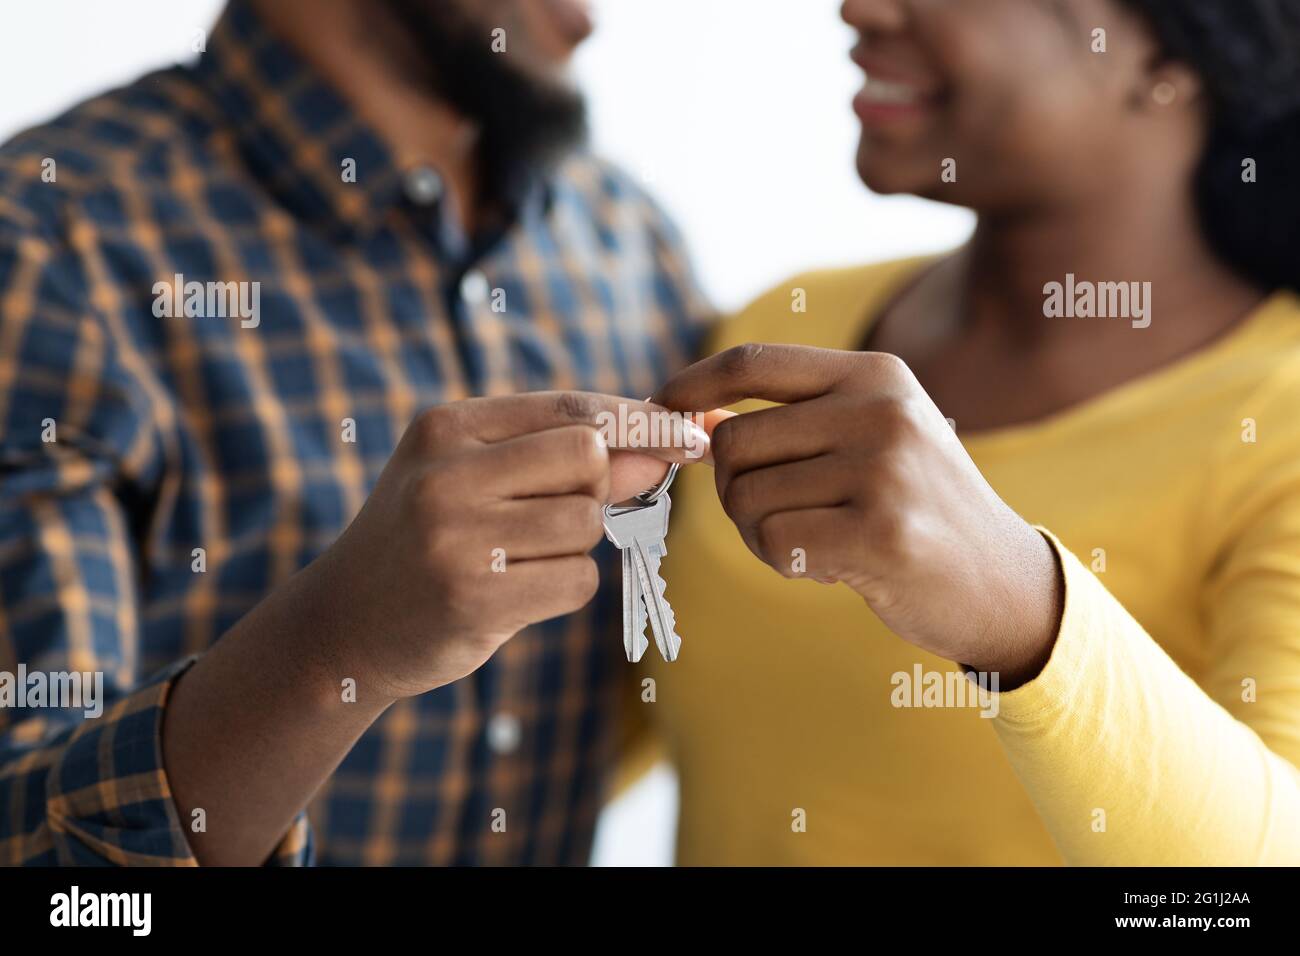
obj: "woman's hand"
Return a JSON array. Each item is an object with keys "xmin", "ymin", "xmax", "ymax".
[{"xmin": 654, "ymin": 344, "xmax": 1063, "ymax": 687}]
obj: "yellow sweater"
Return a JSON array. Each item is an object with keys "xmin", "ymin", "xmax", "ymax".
[{"xmin": 637, "ymin": 257, "xmax": 1300, "ymax": 865}]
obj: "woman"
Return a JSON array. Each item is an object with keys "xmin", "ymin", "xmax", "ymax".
[{"xmin": 635, "ymin": 0, "xmax": 1300, "ymax": 864}]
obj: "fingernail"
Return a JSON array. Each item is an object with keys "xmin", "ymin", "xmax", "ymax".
[{"xmin": 683, "ymin": 419, "xmax": 710, "ymax": 460}]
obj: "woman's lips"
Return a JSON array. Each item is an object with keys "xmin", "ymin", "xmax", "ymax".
[
  {"xmin": 850, "ymin": 44, "xmax": 944, "ymax": 126},
  {"xmin": 853, "ymin": 77, "xmax": 940, "ymax": 125}
]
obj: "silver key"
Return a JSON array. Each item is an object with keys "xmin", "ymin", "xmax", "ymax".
[
  {"xmin": 603, "ymin": 493, "xmax": 681, "ymax": 662},
  {"xmin": 619, "ymin": 547, "xmax": 649, "ymax": 662},
  {"xmin": 637, "ymin": 539, "xmax": 680, "ymax": 662}
]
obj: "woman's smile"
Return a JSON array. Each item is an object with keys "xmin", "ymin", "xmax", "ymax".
[
  {"xmin": 852, "ymin": 76, "xmax": 942, "ymax": 127},
  {"xmin": 849, "ymin": 41, "xmax": 946, "ymax": 130}
]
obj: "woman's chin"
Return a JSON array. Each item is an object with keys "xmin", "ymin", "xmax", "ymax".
[{"xmin": 855, "ymin": 147, "xmax": 927, "ymax": 197}]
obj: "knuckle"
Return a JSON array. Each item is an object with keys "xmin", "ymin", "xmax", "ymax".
[
  {"xmin": 718, "ymin": 342, "xmax": 765, "ymax": 379},
  {"xmin": 558, "ymin": 495, "xmax": 604, "ymax": 547},
  {"xmin": 579, "ymin": 497, "xmax": 605, "ymax": 544},
  {"xmin": 710, "ymin": 415, "xmax": 740, "ymax": 461},
  {"xmin": 565, "ymin": 557, "xmax": 601, "ymax": 607},
  {"xmin": 869, "ymin": 351, "xmax": 911, "ymax": 382},
  {"xmin": 873, "ymin": 397, "xmax": 924, "ymax": 445},
  {"xmin": 579, "ymin": 557, "xmax": 601, "ymax": 599},
  {"xmin": 410, "ymin": 405, "xmax": 457, "ymax": 451},
  {"xmin": 569, "ymin": 425, "xmax": 608, "ymax": 473},
  {"xmin": 552, "ymin": 391, "xmax": 601, "ymax": 425},
  {"xmin": 754, "ymin": 514, "xmax": 787, "ymax": 566},
  {"xmin": 720, "ymin": 473, "xmax": 757, "ymax": 522}
]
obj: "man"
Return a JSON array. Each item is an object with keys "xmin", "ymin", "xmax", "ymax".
[{"xmin": 0, "ymin": 0, "xmax": 709, "ymax": 865}]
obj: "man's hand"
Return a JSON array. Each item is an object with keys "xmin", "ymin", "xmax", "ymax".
[
  {"xmin": 313, "ymin": 391, "xmax": 704, "ymax": 701},
  {"xmin": 654, "ymin": 345, "xmax": 1063, "ymax": 687},
  {"xmin": 163, "ymin": 389, "xmax": 705, "ymax": 865}
]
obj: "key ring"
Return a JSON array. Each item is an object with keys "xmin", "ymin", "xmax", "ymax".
[{"xmin": 635, "ymin": 462, "xmax": 680, "ymax": 505}]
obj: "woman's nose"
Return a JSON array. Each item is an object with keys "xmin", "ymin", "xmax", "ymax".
[{"xmin": 841, "ymin": 0, "xmax": 909, "ymax": 32}]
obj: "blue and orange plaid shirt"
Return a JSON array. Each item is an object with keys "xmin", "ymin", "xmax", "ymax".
[{"xmin": 0, "ymin": 0, "xmax": 708, "ymax": 865}]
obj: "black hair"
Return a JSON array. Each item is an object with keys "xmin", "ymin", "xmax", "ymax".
[{"xmin": 1119, "ymin": 0, "xmax": 1300, "ymax": 292}]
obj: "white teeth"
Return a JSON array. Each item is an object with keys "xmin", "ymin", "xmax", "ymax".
[{"xmin": 862, "ymin": 77, "xmax": 923, "ymax": 105}]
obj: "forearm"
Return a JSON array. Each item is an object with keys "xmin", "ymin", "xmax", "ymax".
[{"xmin": 162, "ymin": 549, "xmax": 394, "ymax": 866}]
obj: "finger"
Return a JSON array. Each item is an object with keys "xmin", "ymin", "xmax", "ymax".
[
  {"xmin": 694, "ymin": 408, "xmax": 737, "ymax": 465},
  {"xmin": 652, "ymin": 344, "xmax": 884, "ymax": 412},
  {"xmin": 720, "ymin": 455, "xmax": 853, "ymax": 550},
  {"xmin": 469, "ymin": 424, "xmax": 610, "ymax": 500},
  {"xmin": 490, "ymin": 554, "xmax": 602, "ymax": 625},
  {"xmin": 480, "ymin": 495, "xmax": 605, "ymax": 560},
  {"xmin": 455, "ymin": 392, "xmax": 708, "ymax": 461},
  {"xmin": 700, "ymin": 407, "xmax": 738, "ymax": 431},
  {"xmin": 753, "ymin": 507, "xmax": 853, "ymax": 583},
  {"xmin": 710, "ymin": 395, "xmax": 856, "ymax": 487}
]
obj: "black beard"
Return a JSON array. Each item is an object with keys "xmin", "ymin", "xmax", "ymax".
[{"xmin": 376, "ymin": 0, "xmax": 588, "ymax": 205}]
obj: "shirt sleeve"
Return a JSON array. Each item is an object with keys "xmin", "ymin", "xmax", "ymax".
[
  {"xmin": 0, "ymin": 198, "xmax": 311, "ymax": 866},
  {"xmin": 990, "ymin": 372, "xmax": 1300, "ymax": 865}
]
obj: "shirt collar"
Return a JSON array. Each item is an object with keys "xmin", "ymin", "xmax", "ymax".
[{"xmin": 194, "ymin": 0, "xmax": 553, "ymax": 243}]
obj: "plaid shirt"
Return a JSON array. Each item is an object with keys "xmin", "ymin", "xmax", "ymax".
[{"xmin": 0, "ymin": 0, "xmax": 707, "ymax": 865}]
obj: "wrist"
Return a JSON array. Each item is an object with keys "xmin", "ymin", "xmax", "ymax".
[
  {"xmin": 965, "ymin": 523, "xmax": 1064, "ymax": 691},
  {"xmin": 287, "ymin": 545, "xmax": 403, "ymax": 711}
]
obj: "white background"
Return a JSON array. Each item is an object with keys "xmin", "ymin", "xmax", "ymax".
[{"xmin": 0, "ymin": 0, "xmax": 973, "ymax": 865}]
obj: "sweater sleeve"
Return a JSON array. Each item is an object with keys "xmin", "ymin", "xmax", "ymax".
[
  {"xmin": 992, "ymin": 526, "xmax": 1300, "ymax": 864},
  {"xmin": 990, "ymin": 353, "xmax": 1300, "ymax": 866},
  {"xmin": 991, "ymin": 454, "xmax": 1300, "ymax": 867}
]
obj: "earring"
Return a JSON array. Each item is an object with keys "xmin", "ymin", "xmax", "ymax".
[{"xmin": 1152, "ymin": 81, "xmax": 1178, "ymax": 106}]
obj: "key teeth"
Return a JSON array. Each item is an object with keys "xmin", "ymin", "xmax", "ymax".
[
  {"xmin": 631, "ymin": 598, "xmax": 648, "ymax": 662},
  {"xmin": 652, "ymin": 571, "xmax": 676, "ymax": 627},
  {"xmin": 651, "ymin": 571, "xmax": 682, "ymax": 662}
]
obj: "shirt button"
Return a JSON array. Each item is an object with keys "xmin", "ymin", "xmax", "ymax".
[
  {"xmin": 460, "ymin": 269, "xmax": 491, "ymax": 306},
  {"xmin": 403, "ymin": 165, "xmax": 443, "ymax": 206},
  {"xmin": 486, "ymin": 712, "xmax": 522, "ymax": 755}
]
